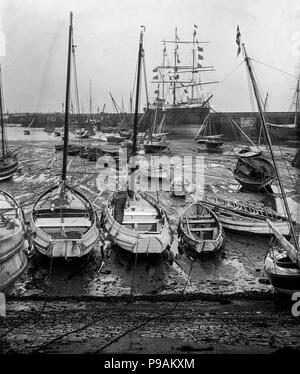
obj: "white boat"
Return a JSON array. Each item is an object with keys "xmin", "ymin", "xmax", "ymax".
[
  {"xmin": 202, "ymin": 194, "xmax": 291, "ymax": 236},
  {"xmin": 102, "ymin": 27, "xmax": 172, "ymax": 256},
  {"xmin": 0, "ymin": 189, "xmax": 27, "ymax": 291},
  {"xmin": 30, "ymin": 184, "xmax": 99, "ymax": 258},
  {"xmin": 178, "ymin": 202, "xmax": 225, "ymax": 254},
  {"xmin": 75, "ymin": 128, "xmax": 89, "ymax": 138},
  {"xmin": 138, "ymin": 158, "xmax": 170, "ymax": 185},
  {"xmin": 170, "ymin": 176, "xmax": 195, "ymax": 197},
  {"xmin": 103, "ymin": 191, "xmax": 171, "ymax": 254},
  {"xmin": 30, "ymin": 13, "xmax": 100, "ymax": 259}
]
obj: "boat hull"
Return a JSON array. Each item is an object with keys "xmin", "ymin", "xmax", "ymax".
[
  {"xmin": 233, "ymin": 156, "xmax": 275, "ymax": 191},
  {"xmin": 143, "ymin": 143, "xmax": 168, "ymax": 153},
  {"xmin": 0, "ymin": 224, "xmax": 27, "ymax": 292},
  {"xmin": 178, "ymin": 202, "xmax": 225, "ymax": 254},
  {"xmin": 30, "ymin": 185, "xmax": 100, "ymax": 259},
  {"xmin": 102, "ymin": 193, "xmax": 171, "ymax": 254},
  {"xmin": 31, "ymin": 220, "xmax": 99, "ymax": 258},
  {"xmin": 0, "ymin": 159, "xmax": 18, "ymax": 181},
  {"xmin": 218, "ymin": 214, "xmax": 291, "ymax": 236},
  {"xmin": 202, "ymin": 195, "xmax": 291, "ymax": 236},
  {"xmin": 264, "ymin": 251, "xmax": 300, "ymax": 294},
  {"xmin": 205, "ymin": 141, "xmax": 223, "ymax": 149}
]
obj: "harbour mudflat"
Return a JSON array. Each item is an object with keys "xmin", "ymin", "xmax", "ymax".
[
  {"xmin": 0, "ymin": 135, "xmax": 299, "ymax": 353},
  {"xmin": 2, "ymin": 299, "xmax": 300, "ymax": 354}
]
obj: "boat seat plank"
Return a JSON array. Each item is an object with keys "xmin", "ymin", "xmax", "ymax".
[
  {"xmin": 123, "ymin": 219, "xmax": 159, "ymax": 224},
  {"xmin": 190, "ymin": 227, "xmax": 215, "ymax": 232},
  {"xmin": 187, "ymin": 219, "xmax": 215, "ymax": 224},
  {"xmin": 124, "ymin": 211, "xmax": 157, "ymax": 217},
  {"xmin": 35, "ymin": 217, "xmax": 91, "ymax": 227},
  {"xmin": 188, "ymin": 215, "xmax": 212, "ymax": 220}
]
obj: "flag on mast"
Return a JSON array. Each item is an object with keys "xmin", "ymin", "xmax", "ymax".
[{"xmin": 236, "ymin": 25, "xmax": 241, "ymax": 56}]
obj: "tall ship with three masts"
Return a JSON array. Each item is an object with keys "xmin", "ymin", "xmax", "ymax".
[{"xmin": 149, "ymin": 25, "xmax": 217, "ymax": 136}]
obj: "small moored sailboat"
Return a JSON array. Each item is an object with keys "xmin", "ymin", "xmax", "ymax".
[
  {"xmin": 195, "ymin": 110, "xmax": 224, "ymax": 150},
  {"xmin": 30, "ymin": 13, "xmax": 99, "ymax": 259},
  {"xmin": 102, "ymin": 27, "xmax": 172, "ymax": 256},
  {"xmin": 235, "ymin": 27, "xmax": 299, "ymax": 294},
  {"xmin": 24, "ymin": 118, "xmax": 35, "ymax": 136}
]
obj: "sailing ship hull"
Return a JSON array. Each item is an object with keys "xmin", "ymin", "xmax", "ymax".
[
  {"xmin": 264, "ymin": 251, "xmax": 300, "ymax": 294},
  {"xmin": 0, "ymin": 159, "xmax": 18, "ymax": 181},
  {"xmin": 148, "ymin": 106, "xmax": 210, "ymax": 137},
  {"xmin": 178, "ymin": 202, "xmax": 225, "ymax": 254},
  {"xmin": 102, "ymin": 192, "xmax": 171, "ymax": 254}
]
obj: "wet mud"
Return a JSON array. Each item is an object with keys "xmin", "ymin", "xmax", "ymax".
[{"xmin": 1, "ymin": 134, "xmax": 299, "ymax": 353}]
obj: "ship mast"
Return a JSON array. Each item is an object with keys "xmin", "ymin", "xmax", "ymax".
[
  {"xmin": 173, "ymin": 27, "xmax": 178, "ymax": 105},
  {"xmin": 162, "ymin": 43, "xmax": 166, "ymax": 101},
  {"xmin": 0, "ymin": 65, "xmax": 6, "ymax": 159},
  {"xmin": 191, "ymin": 27, "xmax": 196, "ymax": 101},
  {"xmin": 89, "ymin": 79, "xmax": 92, "ymax": 119},
  {"xmin": 132, "ymin": 26, "xmax": 145, "ymax": 156},
  {"xmin": 242, "ymin": 42, "xmax": 299, "ymax": 254},
  {"xmin": 294, "ymin": 78, "xmax": 299, "ymax": 126},
  {"xmin": 61, "ymin": 12, "xmax": 73, "ymax": 182}
]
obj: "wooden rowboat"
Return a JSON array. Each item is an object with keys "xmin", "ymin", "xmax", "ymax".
[
  {"xmin": 0, "ymin": 190, "xmax": 27, "ymax": 292},
  {"xmin": 30, "ymin": 184, "xmax": 99, "ymax": 258},
  {"xmin": 102, "ymin": 191, "xmax": 171, "ymax": 254},
  {"xmin": 233, "ymin": 153, "xmax": 275, "ymax": 191},
  {"xmin": 178, "ymin": 202, "xmax": 225, "ymax": 254},
  {"xmin": 202, "ymin": 194, "xmax": 291, "ymax": 236}
]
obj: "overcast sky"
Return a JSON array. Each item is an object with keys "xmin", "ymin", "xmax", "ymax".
[{"xmin": 0, "ymin": 0, "xmax": 299, "ymax": 113}]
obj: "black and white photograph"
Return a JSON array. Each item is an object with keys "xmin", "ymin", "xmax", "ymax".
[{"xmin": 0, "ymin": 0, "xmax": 299, "ymax": 361}]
